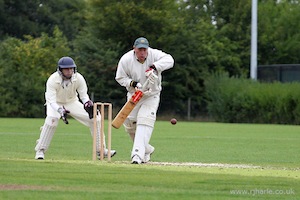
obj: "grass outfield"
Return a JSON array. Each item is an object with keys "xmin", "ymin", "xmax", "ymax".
[{"xmin": 0, "ymin": 118, "xmax": 299, "ymax": 199}]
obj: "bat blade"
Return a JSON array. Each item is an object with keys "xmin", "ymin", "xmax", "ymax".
[
  {"xmin": 112, "ymin": 101, "xmax": 135, "ymax": 128},
  {"xmin": 112, "ymin": 90, "xmax": 143, "ymax": 129}
]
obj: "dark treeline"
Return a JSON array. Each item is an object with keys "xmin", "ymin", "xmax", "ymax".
[{"xmin": 1, "ymin": 0, "xmax": 300, "ymax": 119}]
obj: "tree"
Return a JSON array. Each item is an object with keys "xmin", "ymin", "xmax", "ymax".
[
  {"xmin": 73, "ymin": 0, "xmax": 178, "ymax": 109},
  {"xmin": 0, "ymin": 27, "xmax": 70, "ymax": 117},
  {"xmin": 157, "ymin": 0, "xmax": 246, "ymax": 117},
  {"xmin": 73, "ymin": 0, "xmax": 247, "ymax": 118},
  {"xmin": 210, "ymin": 0, "xmax": 252, "ymax": 76},
  {"xmin": 84, "ymin": 0, "xmax": 177, "ymax": 53},
  {"xmin": 0, "ymin": 0, "xmax": 85, "ymax": 40},
  {"xmin": 258, "ymin": 0, "xmax": 300, "ymax": 65}
]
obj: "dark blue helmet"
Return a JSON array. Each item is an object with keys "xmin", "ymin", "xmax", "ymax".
[
  {"xmin": 58, "ymin": 56, "xmax": 76, "ymax": 69},
  {"xmin": 57, "ymin": 56, "xmax": 77, "ymax": 79}
]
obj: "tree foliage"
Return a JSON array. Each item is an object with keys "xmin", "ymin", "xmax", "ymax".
[
  {"xmin": 84, "ymin": 0, "xmax": 177, "ymax": 52},
  {"xmin": 258, "ymin": 0, "xmax": 300, "ymax": 64},
  {"xmin": 1, "ymin": 0, "xmax": 300, "ymax": 120},
  {"xmin": 0, "ymin": 0, "xmax": 85, "ymax": 40},
  {"xmin": 0, "ymin": 27, "xmax": 70, "ymax": 117},
  {"xmin": 73, "ymin": 0, "xmax": 179, "ymax": 109}
]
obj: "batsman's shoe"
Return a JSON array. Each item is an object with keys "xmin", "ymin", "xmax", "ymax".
[
  {"xmin": 97, "ymin": 149, "xmax": 117, "ymax": 158},
  {"xmin": 143, "ymin": 146, "xmax": 155, "ymax": 163},
  {"xmin": 131, "ymin": 155, "xmax": 142, "ymax": 164},
  {"xmin": 35, "ymin": 150, "xmax": 45, "ymax": 160}
]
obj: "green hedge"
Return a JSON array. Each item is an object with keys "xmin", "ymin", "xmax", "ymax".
[
  {"xmin": 205, "ymin": 73, "xmax": 300, "ymax": 124},
  {"xmin": 0, "ymin": 28, "xmax": 70, "ymax": 118}
]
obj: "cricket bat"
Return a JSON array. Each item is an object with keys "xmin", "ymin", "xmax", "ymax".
[{"xmin": 112, "ymin": 80, "xmax": 149, "ymax": 129}]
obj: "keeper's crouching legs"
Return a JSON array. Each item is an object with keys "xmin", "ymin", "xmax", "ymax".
[{"xmin": 34, "ymin": 116, "xmax": 58, "ymax": 159}]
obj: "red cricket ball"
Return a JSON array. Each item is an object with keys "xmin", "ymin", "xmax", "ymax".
[{"xmin": 170, "ymin": 118, "xmax": 177, "ymax": 125}]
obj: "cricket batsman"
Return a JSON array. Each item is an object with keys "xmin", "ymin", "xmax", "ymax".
[
  {"xmin": 115, "ymin": 37, "xmax": 174, "ymax": 164},
  {"xmin": 34, "ymin": 56, "xmax": 116, "ymax": 160}
]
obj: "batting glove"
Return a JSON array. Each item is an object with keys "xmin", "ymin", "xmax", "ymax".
[
  {"xmin": 145, "ymin": 68, "xmax": 158, "ymax": 84},
  {"xmin": 130, "ymin": 81, "xmax": 142, "ymax": 90},
  {"xmin": 58, "ymin": 106, "xmax": 70, "ymax": 124},
  {"xmin": 84, "ymin": 100, "xmax": 94, "ymax": 119}
]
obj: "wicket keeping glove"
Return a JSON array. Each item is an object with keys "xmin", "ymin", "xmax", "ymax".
[
  {"xmin": 84, "ymin": 100, "xmax": 94, "ymax": 119},
  {"xmin": 58, "ymin": 106, "xmax": 70, "ymax": 124}
]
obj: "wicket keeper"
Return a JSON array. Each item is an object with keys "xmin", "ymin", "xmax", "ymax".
[{"xmin": 34, "ymin": 56, "xmax": 116, "ymax": 159}]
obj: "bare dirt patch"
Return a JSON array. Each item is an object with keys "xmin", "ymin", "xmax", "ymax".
[
  {"xmin": 147, "ymin": 161, "xmax": 261, "ymax": 169},
  {"xmin": 116, "ymin": 161, "xmax": 261, "ymax": 169},
  {"xmin": 0, "ymin": 184, "xmax": 53, "ymax": 191}
]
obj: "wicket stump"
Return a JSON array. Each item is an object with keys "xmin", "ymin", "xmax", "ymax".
[{"xmin": 92, "ymin": 102, "xmax": 112, "ymax": 161}]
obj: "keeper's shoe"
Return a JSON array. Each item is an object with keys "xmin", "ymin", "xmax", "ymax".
[
  {"xmin": 35, "ymin": 150, "xmax": 45, "ymax": 160},
  {"xmin": 131, "ymin": 155, "xmax": 142, "ymax": 164},
  {"xmin": 143, "ymin": 146, "xmax": 155, "ymax": 163},
  {"xmin": 97, "ymin": 149, "xmax": 116, "ymax": 158}
]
